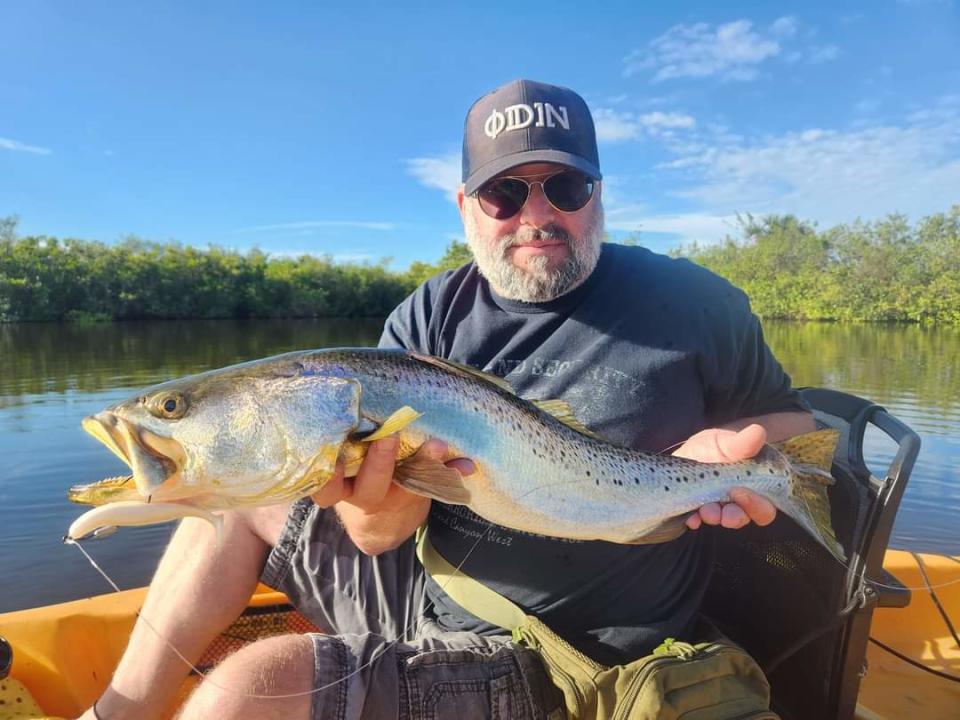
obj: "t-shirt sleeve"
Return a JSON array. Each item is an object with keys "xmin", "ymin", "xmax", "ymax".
[
  {"xmin": 703, "ymin": 289, "xmax": 809, "ymax": 426},
  {"xmin": 378, "ymin": 274, "xmax": 445, "ymax": 353}
]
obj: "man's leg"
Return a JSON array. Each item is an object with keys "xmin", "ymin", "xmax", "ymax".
[
  {"xmin": 176, "ymin": 628, "xmax": 563, "ymax": 720},
  {"xmin": 176, "ymin": 634, "xmax": 315, "ymax": 720},
  {"xmin": 77, "ymin": 503, "xmax": 290, "ymax": 720}
]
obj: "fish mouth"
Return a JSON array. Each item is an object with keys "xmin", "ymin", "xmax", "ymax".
[{"xmin": 81, "ymin": 412, "xmax": 185, "ymax": 498}]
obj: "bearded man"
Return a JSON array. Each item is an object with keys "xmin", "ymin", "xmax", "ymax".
[{"xmin": 81, "ymin": 80, "xmax": 813, "ymax": 720}]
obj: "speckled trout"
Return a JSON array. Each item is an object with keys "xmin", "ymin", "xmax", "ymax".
[{"xmin": 66, "ymin": 348, "xmax": 844, "ymax": 558}]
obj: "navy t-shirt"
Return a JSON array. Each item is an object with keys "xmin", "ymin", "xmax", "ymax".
[{"xmin": 379, "ymin": 243, "xmax": 806, "ymax": 665}]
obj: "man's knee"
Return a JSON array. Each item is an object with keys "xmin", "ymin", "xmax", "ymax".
[{"xmin": 178, "ymin": 633, "xmax": 315, "ymax": 720}]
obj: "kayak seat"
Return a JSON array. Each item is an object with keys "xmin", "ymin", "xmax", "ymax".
[{"xmin": 700, "ymin": 387, "xmax": 921, "ymax": 720}]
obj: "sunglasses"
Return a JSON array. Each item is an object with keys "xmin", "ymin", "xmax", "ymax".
[{"xmin": 474, "ymin": 170, "xmax": 596, "ymax": 220}]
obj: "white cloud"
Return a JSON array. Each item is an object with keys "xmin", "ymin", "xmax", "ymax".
[
  {"xmin": 593, "ymin": 108, "xmax": 696, "ymax": 143},
  {"xmin": 623, "ymin": 17, "xmax": 838, "ymax": 82},
  {"xmin": 623, "ymin": 20, "xmax": 780, "ymax": 82},
  {"xmin": 657, "ymin": 98, "xmax": 960, "ymax": 227},
  {"xmin": 0, "ymin": 137, "xmax": 52, "ymax": 155},
  {"xmin": 406, "ymin": 154, "xmax": 461, "ymax": 202},
  {"xmin": 605, "ymin": 206, "xmax": 738, "ymax": 245},
  {"xmin": 236, "ymin": 220, "xmax": 395, "ymax": 233},
  {"xmin": 770, "ymin": 16, "xmax": 799, "ymax": 38},
  {"xmin": 594, "ymin": 109, "xmax": 642, "ymax": 141},
  {"xmin": 805, "ymin": 45, "xmax": 840, "ymax": 64}
]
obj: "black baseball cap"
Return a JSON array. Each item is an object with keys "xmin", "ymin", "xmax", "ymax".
[{"xmin": 462, "ymin": 79, "xmax": 602, "ymax": 196}]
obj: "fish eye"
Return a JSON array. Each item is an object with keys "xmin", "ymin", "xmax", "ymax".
[{"xmin": 148, "ymin": 392, "xmax": 188, "ymax": 419}]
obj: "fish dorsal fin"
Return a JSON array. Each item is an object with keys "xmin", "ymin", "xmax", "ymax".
[
  {"xmin": 772, "ymin": 429, "xmax": 840, "ymax": 475},
  {"xmin": 361, "ymin": 406, "xmax": 423, "ymax": 442},
  {"xmin": 410, "ymin": 353, "xmax": 516, "ymax": 394},
  {"xmin": 532, "ymin": 399, "xmax": 601, "ymax": 440}
]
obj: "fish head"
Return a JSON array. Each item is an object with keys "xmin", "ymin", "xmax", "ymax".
[{"xmin": 81, "ymin": 360, "xmax": 362, "ymax": 505}]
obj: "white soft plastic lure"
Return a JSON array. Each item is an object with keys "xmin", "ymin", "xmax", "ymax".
[{"xmin": 67, "ymin": 501, "xmax": 224, "ymax": 543}]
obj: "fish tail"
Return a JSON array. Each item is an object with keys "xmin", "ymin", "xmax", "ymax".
[{"xmin": 772, "ymin": 429, "xmax": 846, "ymax": 561}]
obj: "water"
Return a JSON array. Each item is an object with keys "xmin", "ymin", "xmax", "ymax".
[{"xmin": 0, "ymin": 319, "xmax": 957, "ymax": 613}]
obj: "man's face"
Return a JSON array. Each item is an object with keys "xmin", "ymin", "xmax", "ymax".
[{"xmin": 457, "ymin": 162, "xmax": 604, "ymax": 303}]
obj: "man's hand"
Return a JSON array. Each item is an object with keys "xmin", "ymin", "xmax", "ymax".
[
  {"xmin": 312, "ymin": 437, "xmax": 475, "ymax": 555},
  {"xmin": 672, "ymin": 423, "xmax": 777, "ymax": 531}
]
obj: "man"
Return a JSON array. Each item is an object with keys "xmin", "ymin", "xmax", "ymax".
[{"xmin": 81, "ymin": 80, "xmax": 813, "ymax": 720}]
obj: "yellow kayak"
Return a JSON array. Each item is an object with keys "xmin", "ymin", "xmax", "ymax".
[{"xmin": 0, "ymin": 552, "xmax": 956, "ymax": 720}]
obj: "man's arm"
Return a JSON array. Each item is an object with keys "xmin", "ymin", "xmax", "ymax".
[{"xmin": 673, "ymin": 410, "xmax": 817, "ymax": 530}]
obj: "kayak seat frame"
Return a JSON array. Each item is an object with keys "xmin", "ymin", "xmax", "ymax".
[{"xmin": 700, "ymin": 387, "xmax": 921, "ymax": 720}]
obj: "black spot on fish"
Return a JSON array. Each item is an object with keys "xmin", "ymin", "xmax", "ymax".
[
  {"xmin": 586, "ymin": 471, "xmax": 591, "ymax": 477},
  {"xmin": 746, "ymin": 470, "xmax": 752, "ymax": 476},
  {"xmin": 713, "ymin": 470, "xmax": 719, "ymax": 477},
  {"xmin": 699, "ymin": 472, "xmax": 705, "ymax": 479},
  {"xmin": 635, "ymin": 478, "xmax": 640, "ymax": 484},
  {"xmin": 595, "ymin": 479, "xmax": 600, "ymax": 486},
  {"xmin": 664, "ymin": 485, "xmax": 670, "ymax": 491}
]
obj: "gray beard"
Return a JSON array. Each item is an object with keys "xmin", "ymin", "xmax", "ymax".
[{"xmin": 466, "ymin": 206, "xmax": 604, "ymax": 303}]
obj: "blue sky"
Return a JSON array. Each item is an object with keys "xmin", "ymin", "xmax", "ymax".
[{"xmin": 2, "ymin": 1, "xmax": 958, "ymax": 267}]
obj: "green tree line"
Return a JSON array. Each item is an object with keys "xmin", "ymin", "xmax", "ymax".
[
  {"xmin": 1, "ymin": 207, "xmax": 958, "ymax": 323},
  {"xmin": 678, "ymin": 206, "xmax": 960, "ymax": 324},
  {"xmin": 0, "ymin": 216, "xmax": 470, "ymax": 322}
]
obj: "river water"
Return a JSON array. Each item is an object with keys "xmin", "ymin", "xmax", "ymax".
[{"xmin": 0, "ymin": 319, "xmax": 957, "ymax": 612}]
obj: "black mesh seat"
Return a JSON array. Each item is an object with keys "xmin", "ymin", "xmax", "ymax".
[{"xmin": 701, "ymin": 388, "xmax": 921, "ymax": 720}]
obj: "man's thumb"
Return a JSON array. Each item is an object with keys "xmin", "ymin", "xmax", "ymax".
[{"xmin": 720, "ymin": 423, "xmax": 767, "ymax": 460}]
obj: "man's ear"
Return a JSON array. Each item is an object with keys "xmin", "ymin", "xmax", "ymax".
[{"xmin": 456, "ymin": 185, "xmax": 467, "ymax": 221}]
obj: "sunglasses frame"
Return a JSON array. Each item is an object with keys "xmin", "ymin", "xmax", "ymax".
[{"xmin": 473, "ymin": 170, "xmax": 596, "ymax": 220}]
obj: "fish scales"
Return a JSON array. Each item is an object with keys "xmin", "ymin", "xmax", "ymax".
[{"xmin": 66, "ymin": 348, "xmax": 844, "ymax": 559}]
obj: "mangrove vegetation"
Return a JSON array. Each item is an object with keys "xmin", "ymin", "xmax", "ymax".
[{"xmin": 1, "ymin": 207, "xmax": 957, "ymax": 323}]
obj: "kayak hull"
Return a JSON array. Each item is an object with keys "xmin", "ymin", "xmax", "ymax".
[{"xmin": 0, "ymin": 552, "xmax": 956, "ymax": 720}]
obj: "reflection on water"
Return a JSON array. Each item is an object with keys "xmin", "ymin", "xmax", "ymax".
[{"xmin": 0, "ymin": 319, "xmax": 957, "ymax": 612}]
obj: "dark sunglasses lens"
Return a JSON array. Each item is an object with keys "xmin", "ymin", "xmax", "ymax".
[
  {"xmin": 478, "ymin": 178, "xmax": 529, "ymax": 219},
  {"xmin": 544, "ymin": 172, "xmax": 594, "ymax": 212}
]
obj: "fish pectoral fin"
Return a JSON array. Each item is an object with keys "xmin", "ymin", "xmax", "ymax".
[
  {"xmin": 531, "ymin": 400, "xmax": 601, "ymax": 440},
  {"xmin": 394, "ymin": 456, "xmax": 471, "ymax": 505},
  {"xmin": 361, "ymin": 406, "xmax": 423, "ymax": 442},
  {"xmin": 621, "ymin": 515, "xmax": 689, "ymax": 545}
]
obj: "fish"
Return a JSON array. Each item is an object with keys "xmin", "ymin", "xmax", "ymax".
[{"xmin": 66, "ymin": 348, "xmax": 844, "ymax": 559}]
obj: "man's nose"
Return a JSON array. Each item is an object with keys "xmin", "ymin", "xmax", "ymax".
[{"xmin": 519, "ymin": 183, "xmax": 556, "ymax": 228}]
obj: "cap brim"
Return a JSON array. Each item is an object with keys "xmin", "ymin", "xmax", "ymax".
[{"xmin": 463, "ymin": 150, "xmax": 602, "ymax": 195}]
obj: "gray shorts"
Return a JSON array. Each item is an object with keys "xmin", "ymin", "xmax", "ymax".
[{"xmin": 261, "ymin": 500, "xmax": 564, "ymax": 720}]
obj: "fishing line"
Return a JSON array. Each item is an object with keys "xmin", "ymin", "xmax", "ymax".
[
  {"xmin": 67, "ymin": 514, "xmax": 499, "ymax": 701},
  {"xmin": 790, "ymin": 479, "xmax": 960, "ymax": 593},
  {"xmin": 64, "ymin": 451, "xmax": 959, "ymax": 704}
]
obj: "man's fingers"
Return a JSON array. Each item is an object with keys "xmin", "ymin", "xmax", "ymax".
[
  {"xmin": 445, "ymin": 457, "xmax": 476, "ymax": 476},
  {"xmin": 415, "ymin": 438, "xmax": 449, "ymax": 461},
  {"xmin": 685, "ymin": 512, "xmax": 703, "ymax": 530},
  {"xmin": 697, "ymin": 502, "xmax": 723, "ymax": 526},
  {"xmin": 310, "ymin": 462, "xmax": 350, "ymax": 508},
  {"xmin": 720, "ymin": 502, "xmax": 750, "ymax": 529},
  {"xmin": 350, "ymin": 436, "xmax": 400, "ymax": 508},
  {"xmin": 729, "ymin": 487, "xmax": 777, "ymax": 526},
  {"xmin": 717, "ymin": 423, "xmax": 767, "ymax": 461}
]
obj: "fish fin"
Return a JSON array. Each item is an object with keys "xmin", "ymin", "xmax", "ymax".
[
  {"xmin": 768, "ymin": 429, "xmax": 846, "ymax": 561},
  {"xmin": 394, "ymin": 456, "xmax": 471, "ymax": 505},
  {"xmin": 68, "ymin": 474, "xmax": 138, "ymax": 506},
  {"xmin": 773, "ymin": 429, "xmax": 839, "ymax": 474},
  {"xmin": 410, "ymin": 353, "xmax": 516, "ymax": 394},
  {"xmin": 531, "ymin": 400, "xmax": 602, "ymax": 439},
  {"xmin": 621, "ymin": 515, "xmax": 689, "ymax": 545},
  {"xmin": 362, "ymin": 406, "xmax": 423, "ymax": 442}
]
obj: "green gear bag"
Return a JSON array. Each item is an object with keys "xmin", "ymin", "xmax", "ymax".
[{"xmin": 417, "ymin": 529, "xmax": 778, "ymax": 720}]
